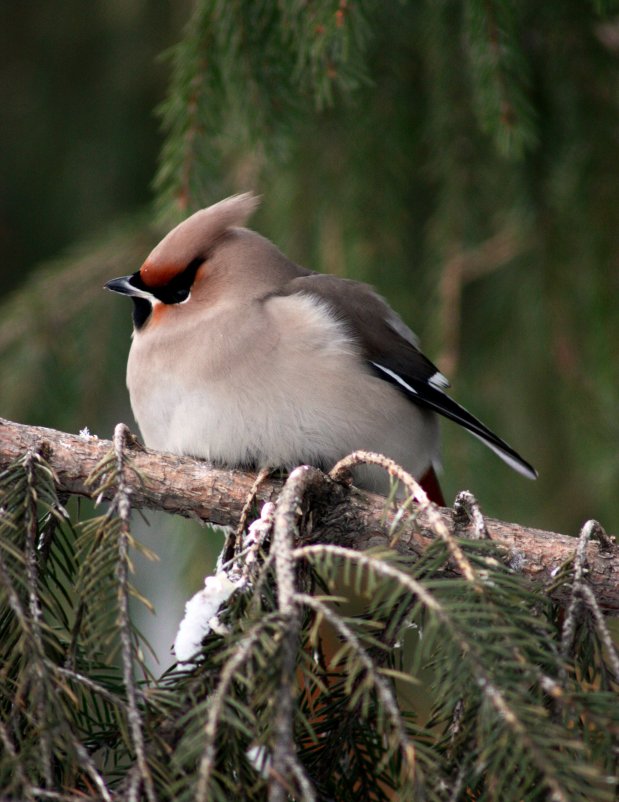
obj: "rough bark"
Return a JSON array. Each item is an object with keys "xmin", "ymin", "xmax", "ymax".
[{"xmin": 1, "ymin": 416, "xmax": 617, "ymax": 610}]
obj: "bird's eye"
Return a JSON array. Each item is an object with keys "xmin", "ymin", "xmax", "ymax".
[
  {"xmin": 171, "ymin": 287, "xmax": 190, "ymax": 303},
  {"xmin": 155, "ymin": 257, "xmax": 204, "ymax": 305}
]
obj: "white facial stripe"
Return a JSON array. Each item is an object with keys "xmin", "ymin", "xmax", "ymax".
[
  {"xmin": 117, "ymin": 279, "xmax": 156, "ymax": 302},
  {"xmin": 371, "ymin": 362, "xmax": 418, "ymax": 395}
]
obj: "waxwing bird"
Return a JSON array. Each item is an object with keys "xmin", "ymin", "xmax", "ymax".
[{"xmin": 105, "ymin": 193, "xmax": 537, "ymax": 502}]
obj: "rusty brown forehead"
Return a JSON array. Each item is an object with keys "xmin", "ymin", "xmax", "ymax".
[{"xmin": 139, "ymin": 260, "xmax": 182, "ymax": 288}]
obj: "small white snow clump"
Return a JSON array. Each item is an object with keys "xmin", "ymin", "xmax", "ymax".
[
  {"xmin": 246, "ymin": 744, "xmax": 271, "ymax": 779},
  {"xmin": 174, "ymin": 502, "xmax": 276, "ymax": 664},
  {"xmin": 173, "ymin": 572, "xmax": 240, "ymax": 663}
]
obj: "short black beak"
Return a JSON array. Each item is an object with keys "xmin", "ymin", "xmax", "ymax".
[{"xmin": 104, "ymin": 276, "xmax": 136, "ymax": 296}]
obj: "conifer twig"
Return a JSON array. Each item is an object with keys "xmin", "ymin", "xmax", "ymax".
[
  {"xmin": 0, "ymin": 453, "xmax": 115, "ymax": 802},
  {"xmin": 231, "ymin": 465, "xmax": 272, "ymax": 559},
  {"xmin": 447, "ymin": 760, "xmax": 468, "ymax": 802},
  {"xmin": 111, "ymin": 424, "xmax": 157, "ymax": 802},
  {"xmin": 195, "ymin": 616, "xmax": 279, "ymax": 802},
  {"xmin": 285, "ymin": 752, "xmax": 317, "ymax": 802},
  {"xmin": 55, "ymin": 665, "xmax": 131, "ymax": 709},
  {"xmin": 331, "ymin": 451, "xmax": 478, "ymax": 583},
  {"xmin": 579, "ymin": 584, "xmax": 619, "ymax": 680},
  {"xmin": 560, "ymin": 520, "xmax": 619, "ymax": 679},
  {"xmin": 560, "ymin": 519, "xmax": 602, "ymax": 659},
  {"xmin": 23, "ymin": 452, "xmax": 54, "ymax": 788},
  {"xmin": 269, "ymin": 466, "xmax": 320, "ymax": 802},
  {"xmin": 71, "ymin": 741, "xmax": 114, "ymax": 802},
  {"xmin": 453, "ymin": 490, "xmax": 490, "ymax": 540},
  {"xmin": 297, "ymin": 594, "xmax": 417, "ymax": 781},
  {"xmin": 0, "ymin": 719, "xmax": 34, "ymax": 802}
]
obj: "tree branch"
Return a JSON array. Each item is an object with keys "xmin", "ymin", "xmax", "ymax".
[{"xmin": 1, "ymin": 417, "xmax": 617, "ymax": 610}]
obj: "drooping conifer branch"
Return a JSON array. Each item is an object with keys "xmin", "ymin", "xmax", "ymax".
[{"xmin": 1, "ymin": 416, "xmax": 617, "ymax": 610}]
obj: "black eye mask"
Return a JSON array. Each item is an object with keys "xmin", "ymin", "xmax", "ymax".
[
  {"xmin": 130, "ymin": 257, "xmax": 204, "ymax": 305},
  {"xmin": 127, "ymin": 258, "xmax": 204, "ymax": 328}
]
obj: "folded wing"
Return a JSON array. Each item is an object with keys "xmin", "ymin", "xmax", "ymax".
[{"xmin": 284, "ymin": 273, "xmax": 537, "ymax": 480}]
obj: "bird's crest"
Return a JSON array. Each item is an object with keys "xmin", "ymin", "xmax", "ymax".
[{"xmin": 141, "ymin": 193, "xmax": 261, "ymax": 287}]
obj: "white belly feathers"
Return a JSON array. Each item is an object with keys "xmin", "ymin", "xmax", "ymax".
[{"xmin": 126, "ymin": 292, "xmax": 439, "ymax": 482}]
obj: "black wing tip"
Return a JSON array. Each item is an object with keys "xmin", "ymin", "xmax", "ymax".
[
  {"xmin": 371, "ymin": 361, "xmax": 538, "ymax": 480},
  {"xmin": 468, "ymin": 431, "xmax": 537, "ymax": 481}
]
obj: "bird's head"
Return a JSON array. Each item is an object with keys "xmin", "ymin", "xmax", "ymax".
[{"xmin": 105, "ymin": 192, "xmax": 262, "ymax": 330}]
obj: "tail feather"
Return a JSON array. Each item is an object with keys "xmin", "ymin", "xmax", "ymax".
[{"xmin": 371, "ymin": 361, "xmax": 537, "ymax": 480}]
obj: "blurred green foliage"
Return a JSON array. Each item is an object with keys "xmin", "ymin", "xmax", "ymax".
[
  {"xmin": 1, "ymin": 0, "xmax": 618, "ymax": 536},
  {"xmin": 0, "ymin": 1, "xmax": 190, "ymax": 294}
]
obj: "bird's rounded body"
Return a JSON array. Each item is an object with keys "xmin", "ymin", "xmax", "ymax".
[
  {"xmin": 106, "ymin": 193, "xmax": 536, "ymax": 500},
  {"xmin": 128, "ymin": 274, "xmax": 439, "ymax": 492}
]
